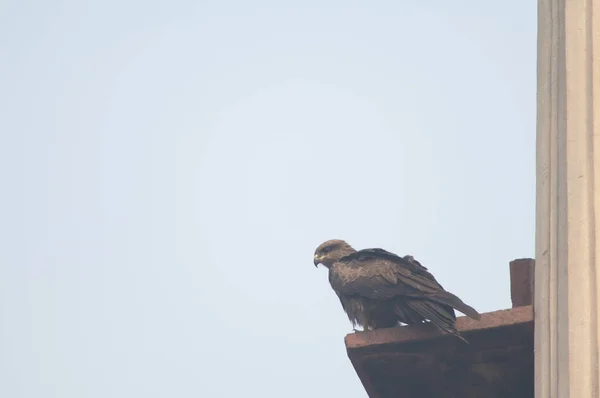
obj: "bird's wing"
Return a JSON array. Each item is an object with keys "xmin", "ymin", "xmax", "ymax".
[
  {"xmin": 329, "ymin": 249, "xmax": 481, "ymax": 320},
  {"xmin": 352, "ymin": 248, "xmax": 444, "ymax": 285},
  {"xmin": 329, "ymin": 250, "xmax": 443, "ymax": 298}
]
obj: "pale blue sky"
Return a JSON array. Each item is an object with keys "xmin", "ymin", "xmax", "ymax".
[{"xmin": 0, "ymin": 1, "xmax": 536, "ymax": 397}]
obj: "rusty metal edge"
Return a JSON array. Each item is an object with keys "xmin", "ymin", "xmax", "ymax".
[{"xmin": 345, "ymin": 305, "xmax": 533, "ymax": 350}]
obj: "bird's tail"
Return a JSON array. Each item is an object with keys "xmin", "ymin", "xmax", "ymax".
[
  {"xmin": 404, "ymin": 300, "xmax": 469, "ymax": 344},
  {"xmin": 427, "ymin": 291, "xmax": 481, "ymax": 320}
]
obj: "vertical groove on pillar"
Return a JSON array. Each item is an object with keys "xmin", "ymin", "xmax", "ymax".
[
  {"xmin": 536, "ymin": 0, "xmax": 561, "ymax": 396},
  {"xmin": 552, "ymin": 0, "xmax": 563, "ymax": 393},
  {"xmin": 555, "ymin": 0, "xmax": 568, "ymax": 395}
]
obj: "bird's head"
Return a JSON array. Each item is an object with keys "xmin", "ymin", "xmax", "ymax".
[{"xmin": 313, "ymin": 239, "xmax": 356, "ymax": 268}]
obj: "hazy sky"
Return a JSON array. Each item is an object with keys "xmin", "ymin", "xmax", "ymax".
[{"xmin": 0, "ymin": 1, "xmax": 536, "ymax": 397}]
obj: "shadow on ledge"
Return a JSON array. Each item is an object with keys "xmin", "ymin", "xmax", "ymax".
[{"xmin": 344, "ymin": 259, "xmax": 534, "ymax": 398}]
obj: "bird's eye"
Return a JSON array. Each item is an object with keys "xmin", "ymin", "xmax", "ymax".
[{"xmin": 322, "ymin": 247, "xmax": 330, "ymax": 254}]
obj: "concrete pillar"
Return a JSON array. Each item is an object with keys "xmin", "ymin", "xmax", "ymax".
[{"xmin": 535, "ymin": 0, "xmax": 600, "ymax": 397}]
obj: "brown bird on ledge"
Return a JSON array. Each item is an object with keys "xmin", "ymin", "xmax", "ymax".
[{"xmin": 313, "ymin": 239, "xmax": 481, "ymax": 343}]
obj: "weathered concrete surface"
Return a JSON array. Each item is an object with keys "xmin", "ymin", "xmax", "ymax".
[{"xmin": 536, "ymin": 0, "xmax": 600, "ymax": 396}]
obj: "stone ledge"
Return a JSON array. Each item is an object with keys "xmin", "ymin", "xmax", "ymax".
[
  {"xmin": 346, "ymin": 305, "xmax": 533, "ymax": 349},
  {"xmin": 344, "ymin": 259, "xmax": 534, "ymax": 398}
]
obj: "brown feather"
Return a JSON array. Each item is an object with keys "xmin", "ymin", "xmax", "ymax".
[{"xmin": 316, "ymin": 240, "xmax": 480, "ymax": 341}]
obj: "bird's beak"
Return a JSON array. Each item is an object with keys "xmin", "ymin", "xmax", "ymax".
[{"xmin": 314, "ymin": 255, "xmax": 321, "ymax": 267}]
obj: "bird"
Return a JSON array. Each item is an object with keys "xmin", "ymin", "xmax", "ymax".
[{"xmin": 313, "ymin": 239, "xmax": 481, "ymax": 343}]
